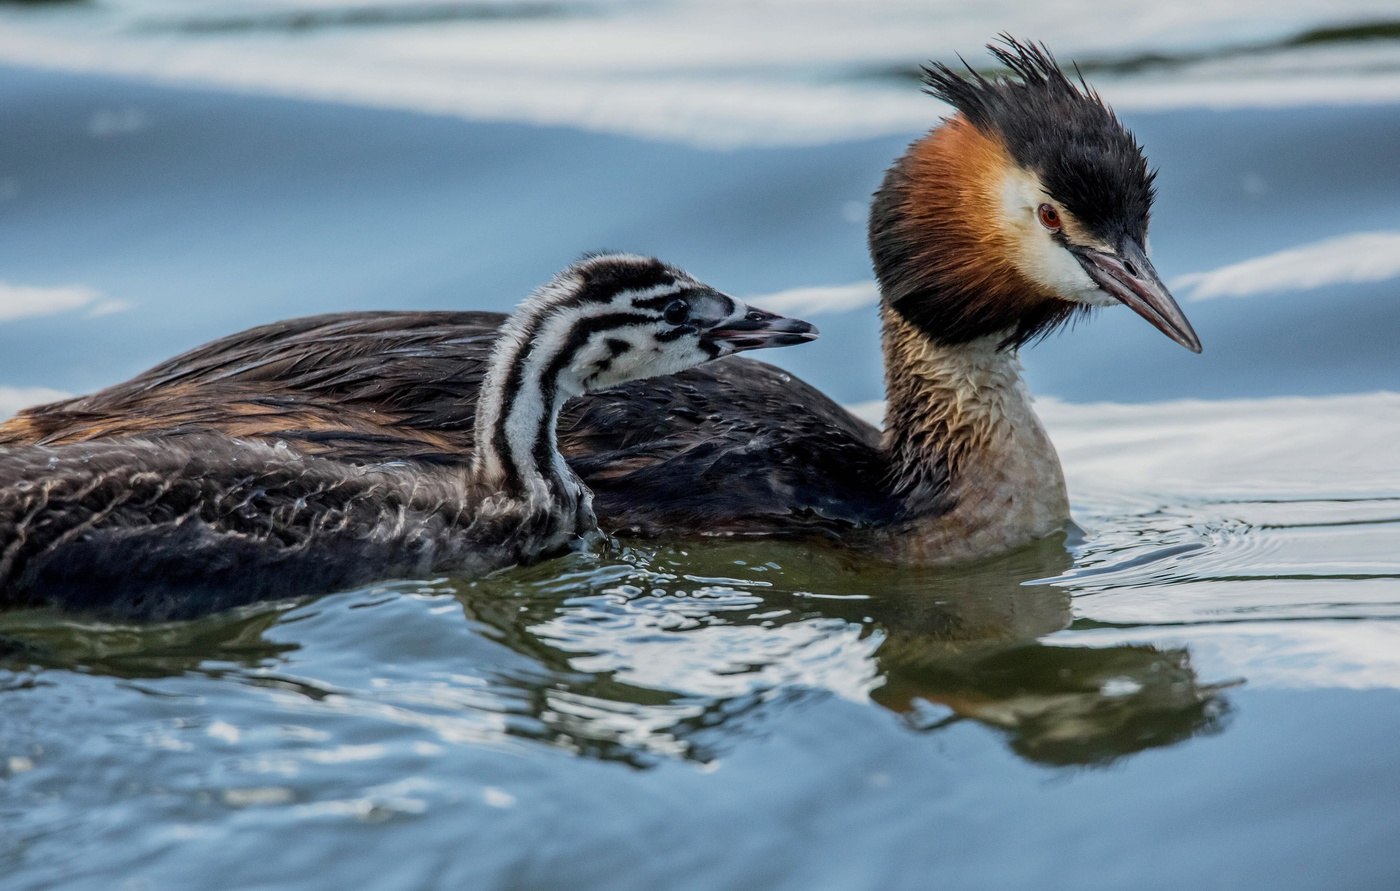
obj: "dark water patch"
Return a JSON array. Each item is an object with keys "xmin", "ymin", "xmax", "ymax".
[
  {"xmin": 862, "ymin": 18, "xmax": 1400, "ymax": 84},
  {"xmin": 1077, "ymin": 19, "xmax": 1400, "ymax": 75},
  {"xmin": 0, "ymin": 601, "xmax": 301, "ymax": 677},
  {"xmin": 1291, "ymin": 19, "xmax": 1400, "ymax": 46}
]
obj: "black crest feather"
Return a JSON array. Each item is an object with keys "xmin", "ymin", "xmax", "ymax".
[{"xmin": 921, "ymin": 35, "xmax": 1155, "ymax": 243}]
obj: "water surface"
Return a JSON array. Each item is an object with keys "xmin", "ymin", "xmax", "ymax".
[{"xmin": 1, "ymin": 4, "xmax": 1399, "ymax": 889}]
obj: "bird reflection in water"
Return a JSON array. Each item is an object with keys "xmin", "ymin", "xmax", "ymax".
[
  {"xmin": 449, "ymin": 538, "xmax": 1236, "ymax": 768},
  {"xmin": 0, "ymin": 539, "xmax": 1234, "ymax": 768}
]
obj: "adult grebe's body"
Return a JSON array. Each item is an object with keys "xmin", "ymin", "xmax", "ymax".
[
  {"xmin": 0, "ymin": 40, "xmax": 1199, "ymax": 565},
  {"xmin": 0, "ymin": 255, "xmax": 815, "ymax": 618}
]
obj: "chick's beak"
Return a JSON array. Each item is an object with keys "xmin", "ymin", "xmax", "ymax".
[
  {"xmin": 1074, "ymin": 238, "xmax": 1202, "ymax": 353},
  {"xmin": 704, "ymin": 307, "xmax": 820, "ymax": 353}
]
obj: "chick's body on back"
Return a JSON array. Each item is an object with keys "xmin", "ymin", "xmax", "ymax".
[
  {"xmin": 0, "ymin": 255, "xmax": 817, "ymax": 618},
  {"xmin": 0, "ymin": 39, "xmax": 1201, "ymax": 571},
  {"xmin": 0, "ymin": 312, "xmax": 893, "ymax": 539}
]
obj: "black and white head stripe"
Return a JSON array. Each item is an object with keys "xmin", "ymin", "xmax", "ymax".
[
  {"xmin": 480, "ymin": 253, "xmax": 715, "ymax": 410},
  {"xmin": 492, "ymin": 254, "xmax": 711, "ymax": 345},
  {"xmin": 571, "ymin": 251, "xmax": 681, "ymax": 302},
  {"xmin": 921, "ymin": 36, "xmax": 1155, "ymax": 244},
  {"xmin": 472, "ymin": 254, "xmax": 741, "ymax": 496}
]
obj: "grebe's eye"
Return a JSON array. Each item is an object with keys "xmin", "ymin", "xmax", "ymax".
[
  {"xmin": 1037, "ymin": 203, "xmax": 1061, "ymax": 231},
  {"xmin": 662, "ymin": 299, "xmax": 690, "ymax": 326}
]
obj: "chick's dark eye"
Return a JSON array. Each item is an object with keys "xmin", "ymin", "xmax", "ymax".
[
  {"xmin": 662, "ymin": 299, "xmax": 689, "ymax": 326},
  {"xmin": 1037, "ymin": 203, "xmax": 1061, "ymax": 230}
]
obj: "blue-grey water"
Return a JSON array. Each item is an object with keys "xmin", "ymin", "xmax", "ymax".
[{"xmin": 2, "ymin": 4, "xmax": 1399, "ymax": 889}]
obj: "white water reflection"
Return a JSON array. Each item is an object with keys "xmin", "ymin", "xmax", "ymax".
[
  {"xmin": 0, "ymin": 281, "xmax": 129, "ymax": 326},
  {"xmin": 0, "ymin": 281, "xmax": 104, "ymax": 322},
  {"xmin": 745, "ymin": 281, "xmax": 879, "ymax": 316},
  {"xmin": 0, "ymin": 386, "xmax": 69, "ymax": 419},
  {"xmin": 543, "ymin": 591, "xmax": 884, "ymax": 703},
  {"xmin": 3, "ymin": 0, "xmax": 1400, "ymax": 147},
  {"xmin": 1175, "ymin": 231, "xmax": 1400, "ymax": 301},
  {"xmin": 1070, "ymin": 623, "xmax": 1400, "ymax": 691},
  {"xmin": 1043, "ymin": 392, "xmax": 1400, "ymax": 498}
]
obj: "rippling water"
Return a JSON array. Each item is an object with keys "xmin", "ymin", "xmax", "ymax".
[{"xmin": 2, "ymin": 2, "xmax": 1399, "ymax": 889}]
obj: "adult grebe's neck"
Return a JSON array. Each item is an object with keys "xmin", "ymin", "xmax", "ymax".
[{"xmin": 879, "ymin": 306, "xmax": 1069, "ymax": 563}]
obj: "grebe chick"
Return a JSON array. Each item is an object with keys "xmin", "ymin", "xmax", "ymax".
[
  {"xmin": 0, "ymin": 255, "xmax": 816, "ymax": 618},
  {"xmin": 0, "ymin": 39, "xmax": 1199, "ymax": 564}
]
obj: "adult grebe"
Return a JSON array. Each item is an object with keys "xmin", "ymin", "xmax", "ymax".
[
  {"xmin": 0, "ymin": 39, "xmax": 1198, "ymax": 564},
  {"xmin": 0, "ymin": 255, "xmax": 817, "ymax": 618}
]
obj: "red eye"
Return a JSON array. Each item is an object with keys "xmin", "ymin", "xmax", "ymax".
[{"xmin": 1037, "ymin": 203, "xmax": 1061, "ymax": 230}]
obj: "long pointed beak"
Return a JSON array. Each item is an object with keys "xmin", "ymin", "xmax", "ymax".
[
  {"xmin": 704, "ymin": 307, "xmax": 820, "ymax": 353},
  {"xmin": 1074, "ymin": 238, "xmax": 1202, "ymax": 353}
]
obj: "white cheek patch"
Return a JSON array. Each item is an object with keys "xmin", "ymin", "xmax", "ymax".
[
  {"xmin": 997, "ymin": 169, "xmax": 1115, "ymax": 306},
  {"xmin": 584, "ymin": 330, "xmax": 705, "ymax": 392}
]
